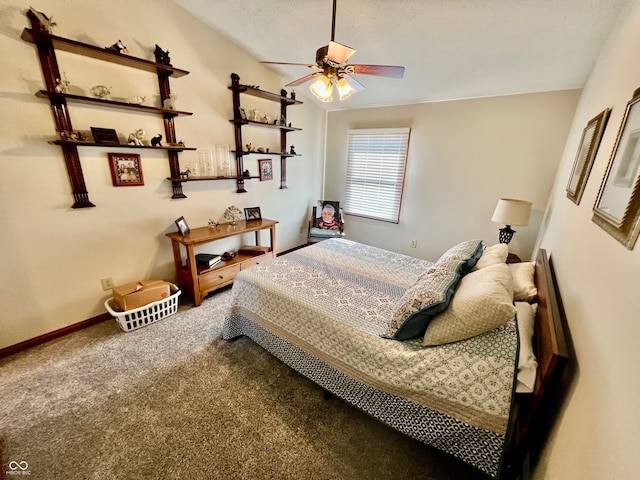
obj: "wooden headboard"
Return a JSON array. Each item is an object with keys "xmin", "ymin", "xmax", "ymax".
[
  {"xmin": 500, "ymin": 249, "xmax": 569, "ymax": 480},
  {"xmin": 502, "ymin": 248, "xmax": 569, "ymax": 479},
  {"xmin": 532, "ymin": 248, "xmax": 569, "ymax": 412}
]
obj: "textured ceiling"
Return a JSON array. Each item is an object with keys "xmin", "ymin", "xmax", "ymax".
[{"xmin": 174, "ymin": 0, "xmax": 629, "ymax": 110}]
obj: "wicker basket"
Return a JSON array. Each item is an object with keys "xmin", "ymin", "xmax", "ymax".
[{"xmin": 104, "ymin": 283, "xmax": 181, "ymax": 332}]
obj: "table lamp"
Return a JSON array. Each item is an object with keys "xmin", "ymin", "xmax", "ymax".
[{"xmin": 491, "ymin": 198, "xmax": 532, "ymax": 244}]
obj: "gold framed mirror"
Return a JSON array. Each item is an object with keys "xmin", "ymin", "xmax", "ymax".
[
  {"xmin": 566, "ymin": 108, "xmax": 610, "ymax": 205},
  {"xmin": 592, "ymin": 87, "xmax": 640, "ymax": 249}
]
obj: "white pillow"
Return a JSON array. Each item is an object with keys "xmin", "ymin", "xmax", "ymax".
[
  {"xmin": 515, "ymin": 302, "xmax": 538, "ymax": 393},
  {"xmin": 423, "ymin": 263, "xmax": 516, "ymax": 346},
  {"xmin": 472, "ymin": 243, "xmax": 508, "ymax": 270},
  {"xmin": 510, "ymin": 262, "xmax": 537, "ymax": 302}
]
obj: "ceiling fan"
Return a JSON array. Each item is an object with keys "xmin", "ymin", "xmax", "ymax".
[{"xmin": 260, "ymin": 0, "xmax": 405, "ymax": 102}]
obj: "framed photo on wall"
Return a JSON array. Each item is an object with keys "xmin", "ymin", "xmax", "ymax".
[
  {"xmin": 108, "ymin": 153, "xmax": 144, "ymax": 186},
  {"xmin": 566, "ymin": 108, "xmax": 610, "ymax": 204},
  {"xmin": 258, "ymin": 159, "xmax": 273, "ymax": 181}
]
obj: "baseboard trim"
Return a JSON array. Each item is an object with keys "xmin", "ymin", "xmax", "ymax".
[
  {"xmin": 0, "ymin": 312, "xmax": 111, "ymax": 359},
  {"xmin": 1, "ymin": 243, "xmax": 309, "ymax": 359}
]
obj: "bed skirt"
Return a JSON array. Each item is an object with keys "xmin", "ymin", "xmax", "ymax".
[{"xmin": 223, "ymin": 314, "xmax": 510, "ymax": 478}]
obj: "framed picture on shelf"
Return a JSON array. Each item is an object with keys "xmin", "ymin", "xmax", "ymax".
[
  {"xmin": 174, "ymin": 216, "xmax": 190, "ymax": 236},
  {"xmin": 566, "ymin": 108, "xmax": 610, "ymax": 205},
  {"xmin": 258, "ymin": 159, "xmax": 273, "ymax": 181},
  {"xmin": 107, "ymin": 153, "xmax": 144, "ymax": 186},
  {"xmin": 91, "ymin": 127, "xmax": 120, "ymax": 145},
  {"xmin": 244, "ymin": 206, "xmax": 262, "ymax": 221}
]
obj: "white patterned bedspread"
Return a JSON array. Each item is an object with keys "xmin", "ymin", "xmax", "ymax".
[{"xmin": 224, "ymin": 239, "xmax": 518, "ymax": 438}]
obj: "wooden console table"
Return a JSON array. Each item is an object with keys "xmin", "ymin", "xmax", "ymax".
[{"xmin": 166, "ymin": 219, "xmax": 278, "ymax": 306}]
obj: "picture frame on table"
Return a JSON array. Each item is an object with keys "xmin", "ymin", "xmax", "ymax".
[
  {"xmin": 244, "ymin": 206, "xmax": 262, "ymax": 221},
  {"xmin": 258, "ymin": 159, "xmax": 273, "ymax": 181},
  {"xmin": 91, "ymin": 127, "xmax": 120, "ymax": 145},
  {"xmin": 174, "ymin": 216, "xmax": 190, "ymax": 237},
  {"xmin": 108, "ymin": 153, "xmax": 144, "ymax": 186},
  {"xmin": 566, "ymin": 108, "xmax": 610, "ymax": 205}
]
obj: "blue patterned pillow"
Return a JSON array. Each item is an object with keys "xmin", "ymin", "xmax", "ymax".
[
  {"xmin": 384, "ymin": 259, "xmax": 463, "ymax": 340},
  {"xmin": 435, "ymin": 239, "xmax": 484, "ymax": 275}
]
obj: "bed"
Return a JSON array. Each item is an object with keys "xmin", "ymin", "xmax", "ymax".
[{"xmin": 222, "ymin": 238, "xmax": 568, "ymax": 479}]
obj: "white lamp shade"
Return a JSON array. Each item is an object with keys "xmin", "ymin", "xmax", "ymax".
[
  {"xmin": 491, "ymin": 198, "xmax": 532, "ymax": 226},
  {"xmin": 336, "ymin": 76, "xmax": 355, "ymax": 100}
]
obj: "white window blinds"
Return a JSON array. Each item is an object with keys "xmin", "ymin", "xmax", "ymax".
[{"xmin": 345, "ymin": 127, "xmax": 410, "ymax": 223}]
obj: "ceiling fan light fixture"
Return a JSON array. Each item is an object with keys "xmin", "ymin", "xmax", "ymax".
[
  {"xmin": 310, "ymin": 74, "xmax": 333, "ymax": 102},
  {"xmin": 336, "ymin": 76, "xmax": 355, "ymax": 100}
]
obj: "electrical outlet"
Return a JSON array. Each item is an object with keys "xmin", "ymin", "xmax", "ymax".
[
  {"xmin": 101, "ymin": 277, "xmax": 114, "ymax": 291},
  {"xmin": 410, "ymin": 240, "xmax": 417, "ymax": 248}
]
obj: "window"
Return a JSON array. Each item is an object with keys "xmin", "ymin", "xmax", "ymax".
[{"xmin": 344, "ymin": 127, "xmax": 410, "ymax": 223}]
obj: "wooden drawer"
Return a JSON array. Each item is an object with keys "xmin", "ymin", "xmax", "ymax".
[
  {"xmin": 241, "ymin": 252, "xmax": 274, "ymax": 269},
  {"xmin": 199, "ymin": 263, "xmax": 240, "ymax": 291}
]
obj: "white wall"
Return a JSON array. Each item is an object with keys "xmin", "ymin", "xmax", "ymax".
[
  {"xmin": 534, "ymin": 1, "xmax": 640, "ymax": 478},
  {"xmin": 0, "ymin": 0, "xmax": 324, "ymax": 349},
  {"xmin": 324, "ymin": 92, "xmax": 580, "ymax": 261}
]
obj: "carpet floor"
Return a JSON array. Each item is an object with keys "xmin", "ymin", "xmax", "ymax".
[{"xmin": 0, "ymin": 287, "xmax": 487, "ymax": 480}]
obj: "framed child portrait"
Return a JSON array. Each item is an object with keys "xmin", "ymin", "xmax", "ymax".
[
  {"xmin": 108, "ymin": 153, "xmax": 144, "ymax": 186},
  {"xmin": 258, "ymin": 159, "xmax": 273, "ymax": 181}
]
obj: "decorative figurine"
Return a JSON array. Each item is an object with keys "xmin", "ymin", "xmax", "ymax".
[
  {"xmin": 154, "ymin": 44, "xmax": 172, "ymax": 66},
  {"xmin": 290, "ymin": 145, "xmax": 296, "ymax": 155},
  {"xmin": 290, "ymin": 90, "xmax": 296, "ymax": 100},
  {"xmin": 127, "ymin": 129, "xmax": 145, "ymax": 146},
  {"xmin": 246, "ymin": 143, "xmax": 254, "ymax": 152},
  {"xmin": 257, "ymin": 147, "xmax": 265, "ymax": 153},
  {"xmin": 163, "ymin": 93, "xmax": 178, "ymax": 110},
  {"xmin": 223, "ymin": 205, "xmax": 243, "ymax": 225},
  {"xmin": 59, "ymin": 130, "xmax": 88, "ymax": 141},
  {"xmin": 208, "ymin": 219, "xmax": 219, "ymax": 229},
  {"xmin": 262, "ymin": 114, "xmax": 270, "ymax": 124},
  {"xmin": 106, "ymin": 40, "xmax": 129, "ymax": 54},
  {"xmin": 28, "ymin": 8, "xmax": 57, "ymax": 33},
  {"xmin": 90, "ymin": 85, "xmax": 111, "ymax": 99},
  {"xmin": 55, "ymin": 72, "xmax": 70, "ymax": 93},
  {"xmin": 251, "ymin": 109, "xmax": 258, "ymax": 121},
  {"xmin": 151, "ymin": 134, "xmax": 163, "ymax": 147},
  {"xmin": 127, "ymin": 95, "xmax": 146, "ymax": 105},
  {"xmin": 280, "ymin": 115, "xmax": 286, "ymax": 125},
  {"xmin": 180, "ymin": 169, "xmax": 191, "ymax": 179},
  {"xmin": 280, "ymin": 89, "xmax": 287, "ymax": 98},
  {"xmin": 243, "ymin": 169, "xmax": 251, "ymax": 177}
]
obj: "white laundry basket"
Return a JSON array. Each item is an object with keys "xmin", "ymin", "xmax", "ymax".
[{"xmin": 105, "ymin": 283, "xmax": 181, "ymax": 332}]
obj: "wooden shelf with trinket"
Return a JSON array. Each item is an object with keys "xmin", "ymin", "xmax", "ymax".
[{"xmin": 21, "ymin": 8, "xmax": 193, "ymax": 207}]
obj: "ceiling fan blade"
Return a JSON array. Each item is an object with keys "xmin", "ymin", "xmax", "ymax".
[
  {"xmin": 343, "ymin": 74, "xmax": 366, "ymax": 92},
  {"xmin": 285, "ymin": 73, "xmax": 319, "ymax": 87},
  {"xmin": 350, "ymin": 64, "xmax": 405, "ymax": 79},
  {"xmin": 261, "ymin": 61, "xmax": 317, "ymax": 68},
  {"xmin": 326, "ymin": 41, "xmax": 355, "ymax": 65}
]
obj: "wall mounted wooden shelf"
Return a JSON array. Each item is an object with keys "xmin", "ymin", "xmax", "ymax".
[
  {"xmin": 35, "ymin": 90, "xmax": 193, "ymax": 117},
  {"xmin": 22, "ymin": 10, "xmax": 193, "ymax": 207},
  {"xmin": 229, "ymin": 73, "xmax": 302, "ymax": 192}
]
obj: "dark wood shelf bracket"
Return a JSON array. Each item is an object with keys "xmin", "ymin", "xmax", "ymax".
[
  {"xmin": 22, "ymin": 8, "xmax": 192, "ymax": 207},
  {"xmin": 229, "ymin": 73, "xmax": 302, "ymax": 191}
]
